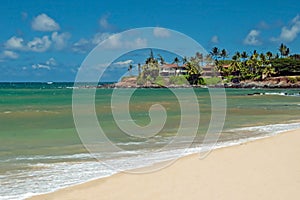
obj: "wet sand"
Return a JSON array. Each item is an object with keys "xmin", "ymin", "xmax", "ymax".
[{"xmin": 28, "ymin": 129, "xmax": 300, "ymax": 200}]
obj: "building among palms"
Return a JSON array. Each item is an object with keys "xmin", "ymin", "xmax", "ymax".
[
  {"xmin": 201, "ymin": 63, "xmax": 218, "ymax": 78},
  {"xmin": 158, "ymin": 62, "xmax": 217, "ymax": 78},
  {"xmin": 159, "ymin": 63, "xmax": 188, "ymax": 77}
]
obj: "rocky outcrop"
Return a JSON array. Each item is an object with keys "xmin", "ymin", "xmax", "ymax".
[
  {"xmin": 99, "ymin": 76, "xmax": 300, "ymax": 88},
  {"xmin": 225, "ymin": 77, "xmax": 300, "ymax": 88},
  {"xmin": 114, "ymin": 77, "xmax": 138, "ymax": 88}
]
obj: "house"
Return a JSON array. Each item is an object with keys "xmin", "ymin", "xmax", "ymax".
[
  {"xmin": 159, "ymin": 64, "xmax": 187, "ymax": 77},
  {"xmin": 202, "ymin": 64, "xmax": 218, "ymax": 78}
]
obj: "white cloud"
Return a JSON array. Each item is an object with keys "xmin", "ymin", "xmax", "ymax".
[
  {"xmin": 258, "ymin": 21, "xmax": 269, "ymax": 29},
  {"xmin": 243, "ymin": 30, "xmax": 261, "ymax": 45},
  {"xmin": 153, "ymin": 27, "xmax": 171, "ymax": 38},
  {"xmin": 32, "ymin": 13, "xmax": 60, "ymax": 31},
  {"xmin": 72, "ymin": 32, "xmax": 147, "ymax": 53},
  {"xmin": 32, "ymin": 64, "xmax": 51, "ymax": 70},
  {"xmin": 99, "ymin": 15, "xmax": 109, "ymax": 29},
  {"xmin": 5, "ymin": 35, "xmax": 51, "ymax": 52},
  {"xmin": 103, "ymin": 34, "xmax": 147, "ymax": 49},
  {"xmin": 27, "ymin": 36, "xmax": 51, "ymax": 52},
  {"xmin": 91, "ymin": 32, "xmax": 111, "ymax": 45},
  {"xmin": 2, "ymin": 50, "xmax": 19, "ymax": 59},
  {"xmin": 273, "ymin": 14, "xmax": 300, "ymax": 42},
  {"xmin": 130, "ymin": 38, "xmax": 147, "ymax": 48},
  {"xmin": 5, "ymin": 36, "xmax": 25, "ymax": 50},
  {"xmin": 103, "ymin": 34, "xmax": 122, "ymax": 49},
  {"xmin": 5, "ymin": 33, "xmax": 69, "ymax": 53},
  {"xmin": 72, "ymin": 38, "xmax": 90, "ymax": 53},
  {"xmin": 72, "ymin": 33, "xmax": 112, "ymax": 53},
  {"xmin": 46, "ymin": 57, "xmax": 57, "ymax": 66},
  {"xmin": 32, "ymin": 57, "xmax": 57, "ymax": 70},
  {"xmin": 211, "ymin": 35, "xmax": 219, "ymax": 43},
  {"xmin": 114, "ymin": 60, "xmax": 133, "ymax": 65},
  {"xmin": 51, "ymin": 32, "xmax": 71, "ymax": 50}
]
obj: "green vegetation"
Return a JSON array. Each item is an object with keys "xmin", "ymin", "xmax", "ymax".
[
  {"xmin": 169, "ymin": 75, "xmax": 188, "ymax": 85},
  {"xmin": 214, "ymin": 43, "xmax": 300, "ymax": 82},
  {"xmin": 130, "ymin": 44, "xmax": 300, "ymax": 87},
  {"xmin": 203, "ymin": 77, "xmax": 222, "ymax": 85},
  {"xmin": 184, "ymin": 53, "xmax": 203, "ymax": 85},
  {"xmin": 288, "ymin": 76, "xmax": 297, "ymax": 83},
  {"xmin": 154, "ymin": 76, "xmax": 166, "ymax": 86},
  {"xmin": 137, "ymin": 49, "xmax": 206, "ymax": 86},
  {"xmin": 137, "ymin": 50, "xmax": 160, "ymax": 85}
]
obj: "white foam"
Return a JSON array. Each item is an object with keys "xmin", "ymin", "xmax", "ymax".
[
  {"xmin": 264, "ymin": 92, "xmax": 286, "ymax": 96},
  {"xmin": 230, "ymin": 122, "xmax": 300, "ymax": 135},
  {"xmin": 2, "ymin": 121, "xmax": 300, "ymax": 200},
  {"xmin": 264, "ymin": 92, "xmax": 300, "ymax": 97}
]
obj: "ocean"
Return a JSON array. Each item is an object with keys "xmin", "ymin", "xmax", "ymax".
[{"xmin": 0, "ymin": 82, "xmax": 300, "ymax": 200}]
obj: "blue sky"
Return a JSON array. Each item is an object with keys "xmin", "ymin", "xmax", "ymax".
[{"xmin": 1, "ymin": 0, "xmax": 300, "ymax": 81}]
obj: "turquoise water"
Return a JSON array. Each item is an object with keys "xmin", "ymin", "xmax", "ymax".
[{"xmin": 1, "ymin": 83, "xmax": 300, "ymax": 199}]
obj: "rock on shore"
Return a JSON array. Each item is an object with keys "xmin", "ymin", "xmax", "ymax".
[{"xmin": 101, "ymin": 76, "xmax": 300, "ymax": 88}]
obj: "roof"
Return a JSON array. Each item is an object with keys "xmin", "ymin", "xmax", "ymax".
[
  {"xmin": 160, "ymin": 64, "xmax": 186, "ymax": 69},
  {"xmin": 222, "ymin": 64, "xmax": 231, "ymax": 68}
]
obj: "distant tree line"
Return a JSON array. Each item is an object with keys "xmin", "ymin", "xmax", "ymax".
[
  {"xmin": 212, "ymin": 43, "xmax": 300, "ymax": 82},
  {"xmin": 128, "ymin": 44, "xmax": 300, "ymax": 86}
]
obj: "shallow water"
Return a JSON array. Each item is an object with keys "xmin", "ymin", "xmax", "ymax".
[{"xmin": 0, "ymin": 83, "xmax": 300, "ymax": 199}]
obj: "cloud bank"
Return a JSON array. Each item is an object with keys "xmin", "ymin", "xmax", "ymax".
[{"xmin": 32, "ymin": 13, "xmax": 60, "ymax": 32}]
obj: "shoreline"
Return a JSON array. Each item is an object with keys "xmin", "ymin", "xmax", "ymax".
[
  {"xmin": 28, "ymin": 128, "xmax": 300, "ymax": 200},
  {"xmin": 100, "ymin": 76, "xmax": 300, "ymax": 89},
  {"xmin": 99, "ymin": 82, "xmax": 300, "ymax": 89}
]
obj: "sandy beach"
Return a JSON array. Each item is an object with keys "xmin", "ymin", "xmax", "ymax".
[{"xmin": 28, "ymin": 129, "xmax": 300, "ymax": 200}]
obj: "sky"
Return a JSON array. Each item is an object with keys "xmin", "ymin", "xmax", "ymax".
[{"xmin": 0, "ymin": 0, "xmax": 300, "ymax": 82}]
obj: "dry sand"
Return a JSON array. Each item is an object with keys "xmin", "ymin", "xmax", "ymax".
[{"xmin": 29, "ymin": 129, "xmax": 300, "ymax": 200}]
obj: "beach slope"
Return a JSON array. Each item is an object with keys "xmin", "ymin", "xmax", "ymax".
[{"xmin": 29, "ymin": 129, "xmax": 300, "ymax": 200}]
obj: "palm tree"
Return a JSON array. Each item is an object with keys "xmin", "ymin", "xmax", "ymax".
[
  {"xmin": 233, "ymin": 52, "xmax": 241, "ymax": 61},
  {"xmin": 284, "ymin": 48, "xmax": 290, "ymax": 57},
  {"xmin": 196, "ymin": 52, "xmax": 204, "ymax": 66},
  {"xmin": 157, "ymin": 54, "xmax": 165, "ymax": 65},
  {"xmin": 230, "ymin": 53, "xmax": 241, "ymax": 77},
  {"xmin": 138, "ymin": 63, "xmax": 141, "ymax": 76},
  {"xmin": 150, "ymin": 49, "xmax": 154, "ymax": 60},
  {"xmin": 182, "ymin": 56, "xmax": 188, "ymax": 64},
  {"xmin": 196, "ymin": 52, "xmax": 203, "ymax": 59},
  {"xmin": 259, "ymin": 53, "xmax": 266, "ymax": 64},
  {"xmin": 279, "ymin": 43, "xmax": 288, "ymax": 58},
  {"xmin": 146, "ymin": 49, "xmax": 157, "ymax": 64},
  {"xmin": 251, "ymin": 50, "xmax": 259, "ymax": 60},
  {"xmin": 220, "ymin": 49, "xmax": 228, "ymax": 60},
  {"xmin": 258, "ymin": 52, "xmax": 276, "ymax": 80},
  {"xmin": 185, "ymin": 61, "xmax": 202, "ymax": 85},
  {"xmin": 128, "ymin": 64, "xmax": 133, "ymax": 76},
  {"xmin": 262, "ymin": 64, "xmax": 276, "ymax": 80},
  {"xmin": 257, "ymin": 53, "xmax": 267, "ymax": 76},
  {"xmin": 266, "ymin": 51, "xmax": 273, "ymax": 60},
  {"xmin": 241, "ymin": 51, "xmax": 248, "ymax": 61},
  {"xmin": 210, "ymin": 47, "xmax": 220, "ymax": 61},
  {"xmin": 173, "ymin": 57, "xmax": 180, "ymax": 66}
]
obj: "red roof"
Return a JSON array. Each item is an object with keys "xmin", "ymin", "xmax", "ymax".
[
  {"xmin": 160, "ymin": 64, "xmax": 178, "ymax": 68},
  {"xmin": 222, "ymin": 64, "xmax": 230, "ymax": 68}
]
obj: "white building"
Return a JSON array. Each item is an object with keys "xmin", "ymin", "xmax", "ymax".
[{"xmin": 159, "ymin": 64, "xmax": 187, "ymax": 77}]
